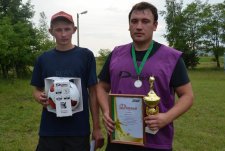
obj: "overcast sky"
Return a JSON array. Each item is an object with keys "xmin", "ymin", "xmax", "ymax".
[{"xmin": 23, "ymin": 0, "xmax": 223, "ymax": 56}]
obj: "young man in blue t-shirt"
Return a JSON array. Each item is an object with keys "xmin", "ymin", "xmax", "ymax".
[{"xmin": 31, "ymin": 11, "xmax": 104, "ymax": 151}]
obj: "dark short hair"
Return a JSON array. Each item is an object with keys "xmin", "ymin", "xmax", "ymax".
[{"xmin": 128, "ymin": 2, "xmax": 158, "ymax": 22}]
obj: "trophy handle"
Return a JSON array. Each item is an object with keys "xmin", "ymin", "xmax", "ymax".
[{"xmin": 146, "ymin": 106, "xmax": 159, "ymax": 115}]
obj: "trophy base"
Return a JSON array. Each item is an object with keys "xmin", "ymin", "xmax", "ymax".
[{"xmin": 145, "ymin": 126, "xmax": 158, "ymax": 135}]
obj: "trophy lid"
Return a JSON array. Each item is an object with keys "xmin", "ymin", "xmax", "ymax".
[
  {"xmin": 143, "ymin": 90, "xmax": 160, "ymax": 106},
  {"xmin": 143, "ymin": 76, "xmax": 160, "ymax": 106},
  {"xmin": 144, "ymin": 91, "xmax": 160, "ymax": 101}
]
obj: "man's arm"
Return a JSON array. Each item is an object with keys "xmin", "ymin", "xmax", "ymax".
[
  {"xmin": 96, "ymin": 81, "xmax": 115, "ymax": 135},
  {"xmin": 167, "ymin": 82, "xmax": 194, "ymax": 121},
  {"xmin": 88, "ymin": 85, "xmax": 104, "ymax": 149},
  {"xmin": 144, "ymin": 82, "xmax": 194, "ymax": 131}
]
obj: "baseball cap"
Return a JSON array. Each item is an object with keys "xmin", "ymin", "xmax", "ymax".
[{"xmin": 51, "ymin": 11, "xmax": 74, "ymax": 24}]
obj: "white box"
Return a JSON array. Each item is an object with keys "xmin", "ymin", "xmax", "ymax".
[{"xmin": 45, "ymin": 77, "xmax": 83, "ymax": 117}]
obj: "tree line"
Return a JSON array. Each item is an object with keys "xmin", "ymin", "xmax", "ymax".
[
  {"xmin": 162, "ymin": 0, "xmax": 225, "ymax": 68},
  {"xmin": 0, "ymin": 0, "xmax": 225, "ymax": 78},
  {"xmin": 0, "ymin": 0, "xmax": 54, "ymax": 78}
]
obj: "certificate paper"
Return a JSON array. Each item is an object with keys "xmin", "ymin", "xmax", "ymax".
[{"xmin": 110, "ymin": 94, "xmax": 145, "ymax": 146}]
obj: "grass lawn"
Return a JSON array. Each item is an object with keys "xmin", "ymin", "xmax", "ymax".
[
  {"xmin": 173, "ymin": 69, "xmax": 225, "ymax": 151},
  {"xmin": 0, "ymin": 79, "xmax": 41, "ymax": 151},
  {"xmin": 0, "ymin": 58, "xmax": 224, "ymax": 150}
]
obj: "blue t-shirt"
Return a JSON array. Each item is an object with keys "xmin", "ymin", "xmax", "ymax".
[{"xmin": 31, "ymin": 46, "xmax": 97, "ymax": 136}]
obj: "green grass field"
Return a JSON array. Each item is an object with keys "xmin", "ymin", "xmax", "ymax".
[
  {"xmin": 174, "ymin": 69, "xmax": 225, "ymax": 151},
  {"xmin": 0, "ymin": 58, "xmax": 224, "ymax": 151}
]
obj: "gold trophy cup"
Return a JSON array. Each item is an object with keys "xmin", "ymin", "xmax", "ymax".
[{"xmin": 143, "ymin": 76, "xmax": 160, "ymax": 134}]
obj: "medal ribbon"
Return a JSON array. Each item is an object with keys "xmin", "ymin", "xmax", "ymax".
[{"xmin": 132, "ymin": 41, "xmax": 154, "ymax": 76}]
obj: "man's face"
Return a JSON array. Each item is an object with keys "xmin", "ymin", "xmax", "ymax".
[
  {"xmin": 129, "ymin": 9, "xmax": 158, "ymax": 44},
  {"xmin": 49, "ymin": 21, "xmax": 76, "ymax": 47}
]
